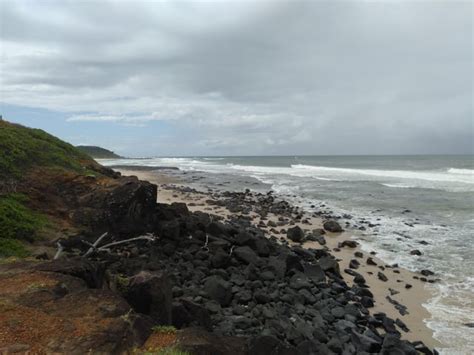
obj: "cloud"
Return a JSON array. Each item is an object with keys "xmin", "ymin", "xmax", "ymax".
[{"xmin": 0, "ymin": 0, "xmax": 472, "ymax": 155}]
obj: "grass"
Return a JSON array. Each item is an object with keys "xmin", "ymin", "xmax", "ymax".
[
  {"xmin": 0, "ymin": 120, "xmax": 95, "ymax": 179},
  {"xmin": 0, "ymin": 193, "xmax": 49, "ymax": 258}
]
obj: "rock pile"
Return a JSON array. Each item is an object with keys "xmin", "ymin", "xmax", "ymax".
[{"xmin": 79, "ymin": 202, "xmax": 434, "ymax": 354}]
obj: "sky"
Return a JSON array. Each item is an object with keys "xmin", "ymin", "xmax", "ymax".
[{"xmin": 0, "ymin": 0, "xmax": 473, "ymax": 157}]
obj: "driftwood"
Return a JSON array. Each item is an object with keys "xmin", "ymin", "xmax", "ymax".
[
  {"xmin": 83, "ymin": 232, "xmax": 109, "ymax": 257},
  {"xmin": 82, "ymin": 233, "xmax": 156, "ymax": 257},
  {"xmin": 54, "ymin": 242, "xmax": 64, "ymax": 260}
]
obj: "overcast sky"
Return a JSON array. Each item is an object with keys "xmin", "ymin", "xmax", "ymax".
[{"xmin": 0, "ymin": 0, "xmax": 472, "ymax": 156}]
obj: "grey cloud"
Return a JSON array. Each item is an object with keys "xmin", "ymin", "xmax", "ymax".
[{"xmin": 0, "ymin": 0, "xmax": 472, "ymax": 155}]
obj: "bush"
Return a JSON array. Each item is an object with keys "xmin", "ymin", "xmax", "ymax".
[{"xmin": 0, "ymin": 238, "xmax": 29, "ymax": 258}]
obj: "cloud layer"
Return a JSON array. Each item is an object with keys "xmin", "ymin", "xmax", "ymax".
[{"xmin": 1, "ymin": 0, "xmax": 472, "ymax": 155}]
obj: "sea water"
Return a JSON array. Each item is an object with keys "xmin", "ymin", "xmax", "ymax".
[{"xmin": 101, "ymin": 155, "xmax": 474, "ymax": 353}]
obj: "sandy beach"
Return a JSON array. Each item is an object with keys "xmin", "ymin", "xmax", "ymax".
[{"xmin": 117, "ymin": 168, "xmax": 441, "ymax": 350}]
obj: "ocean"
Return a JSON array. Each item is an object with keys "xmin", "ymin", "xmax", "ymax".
[{"xmin": 101, "ymin": 155, "xmax": 474, "ymax": 353}]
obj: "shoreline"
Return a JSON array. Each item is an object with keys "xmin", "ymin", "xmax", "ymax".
[{"xmin": 117, "ymin": 168, "xmax": 441, "ymax": 350}]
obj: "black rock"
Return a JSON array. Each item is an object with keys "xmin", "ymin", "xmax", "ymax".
[
  {"xmin": 410, "ymin": 249, "xmax": 422, "ymax": 256},
  {"xmin": 303, "ymin": 263, "xmax": 326, "ymax": 283},
  {"xmin": 420, "ymin": 269, "xmax": 434, "ymax": 277},
  {"xmin": 287, "ymin": 226, "xmax": 305, "ymax": 243},
  {"xmin": 366, "ymin": 257, "xmax": 377, "ymax": 266},
  {"xmin": 361, "ymin": 296, "xmax": 374, "ymax": 308},
  {"xmin": 377, "ymin": 271, "xmax": 388, "ymax": 282},
  {"xmin": 248, "ymin": 335, "xmax": 295, "ymax": 355},
  {"xmin": 339, "ymin": 240, "xmax": 358, "ymax": 248},
  {"xmin": 349, "ymin": 259, "xmax": 360, "ymax": 269},
  {"xmin": 211, "ymin": 250, "xmax": 231, "ymax": 269},
  {"xmin": 172, "ymin": 299, "xmax": 212, "ymax": 330},
  {"xmin": 233, "ymin": 246, "xmax": 259, "ymax": 265},
  {"xmin": 125, "ymin": 271, "xmax": 172, "ymax": 324},
  {"xmin": 204, "ymin": 276, "xmax": 232, "ymax": 306},
  {"xmin": 323, "ymin": 220, "xmax": 343, "ymax": 233},
  {"xmin": 318, "ymin": 255, "xmax": 340, "ymax": 275}
]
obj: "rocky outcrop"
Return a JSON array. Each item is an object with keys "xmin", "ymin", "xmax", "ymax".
[{"xmin": 0, "ymin": 261, "xmax": 153, "ymax": 354}]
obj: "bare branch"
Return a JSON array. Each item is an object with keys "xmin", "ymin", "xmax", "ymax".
[
  {"xmin": 82, "ymin": 233, "xmax": 156, "ymax": 257},
  {"xmin": 54, "ymin": 242, "xmax": 64, "ymax": 260},
  {"xmin": 83, "ymin": 232, "xmax": 109, "ymax": 257},
  {"xmin": 98, "ymin": 234, "xmax": 156, "ymax": 249}
]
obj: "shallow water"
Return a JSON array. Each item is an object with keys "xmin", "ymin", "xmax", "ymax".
[{"xmin": 102, "ymin": 155, "xmax": 474, "ymax": 353}]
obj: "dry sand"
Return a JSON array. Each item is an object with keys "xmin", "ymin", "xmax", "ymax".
[{"xmin": 118, "ymin": 168, "xmax": 441, "ymax": 349}]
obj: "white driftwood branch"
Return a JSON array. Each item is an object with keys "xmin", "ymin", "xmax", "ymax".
[
  {"xmin": 83, "ymin": 232, "xmax": 109, "ymax": 257},
  {"xmin": 54, "ymin": 242, "xmax": 64, "ymax": 260},
  {"xmin": 82, "ymin": 233, "xmax": 156, "ymax": 257},
  {"xmin": 98, "ymin": 234, "xmax": 156, "ymax": 249}
]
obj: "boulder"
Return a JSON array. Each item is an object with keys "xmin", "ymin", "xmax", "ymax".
[
  {"xmin": 125, "ymin": 271, "xmax": 172, "ymax": 324},
  {"xmin": 211, "ymin": 250, "xmax": 231, "ymax": 269},
  {"xmin": 172, "ymin": 299, "xmax": 212, "ymax": 330},
  {"xmin": 204, "ymin": 276, "xmax": 232, "ymax": 306},
  {"xmin": 303, "ymin": 263, "xmax": 326, "ymax": 283},
  {"xmin": 177, "ymin": 327, "xmax": 247, "ymax": 355},
  {"xmin": 233, "ymin": 246, "xmax": 259, "ymax": 265},
  {"xmin": 287, "ymin": 226, "xmax": 305, "ymax": 243},
  {"xmin": 248, "ymin": 335, "xmax": 295, "ymax": 355},
  {"xmin": 323, "ymin": 220, "xmax": 343, "ymax": 233}
]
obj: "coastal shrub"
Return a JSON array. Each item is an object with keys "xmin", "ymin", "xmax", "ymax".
[
  {"xmin": 115, "ymin": 274, "xmax": 130, "ymax": 292},
  {"xmin": 0, "ymin": 238, "xmax": 29, "ymax": 258},
  {"xmin": 0, "ymin": 193, "xmax": 49, "ymax": 257},
  {"xmin": 0, "ymin": 120, "xmax": 93, "ymax": 179}
]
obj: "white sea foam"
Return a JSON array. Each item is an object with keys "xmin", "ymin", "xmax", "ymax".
[
  {"xmin": 381, "ymin": 183, "xmax": 416, "ymax": 189},
  {"xmin": 291, "ymin": 164, "xmax": 474, "ymax": 184},
  {"xmin": 448, "ymin": 168, "xmax": 474, "ymax": 175}
]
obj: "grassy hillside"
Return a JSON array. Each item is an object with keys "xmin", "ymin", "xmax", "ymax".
[
  {"xmin": 77, "ymin": 145, "xmax": 122, "ymax": 159},
  {"xmin": 0, "ymin": 120, "xmax": 103, "ymax": 257},
  {"xmin": 0, "ymin": 120, "xmax": 95, "ymax": 180},
  {"xmin": 0, "ymin": 193, "xmax": 49, "ymax": 257}
]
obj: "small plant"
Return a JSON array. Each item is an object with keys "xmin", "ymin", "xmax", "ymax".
[
  {"xmin": 115, "ymin": 274, "xmax": 130, "ymax": 292},
  {"xmin": 26, "ymin": 282, "xmax": 48, "ymax": 292},
  {"xmin": 151, "ymin": 325, "xmax": 177, "ymax": 334},
  {"xmin": 138, "ymin": 347, "xmax": 189, "ymax": 355}
]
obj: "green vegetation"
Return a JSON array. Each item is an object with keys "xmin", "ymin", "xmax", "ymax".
[
  {"xmin": 0, "ymin": 239, "xmax": 29, "ymax": 258},
  {"xmin": 0, "ymin": 193, "xmax": 49, "ymax": 257},
  {"xmin": 0, "ymin": 120, "xmax": 94, "ymax": 179},
  {"xmin": 151, "ymin": 325, "xmax": 176, "ymax": 334},
  {"xmin": 138, "ymin": 347, "xmax": 189, "ymax": 355},
  {"xmin": 151, "ymin": 325, "xmax": 177, "ymax": 334},
  {"xmin": 115, "ymin": 274, "xmax": 130, "ymax": 292},
  {"xmin": 77, "ymin": 145, "xmax": 122, "ymax": 159}
]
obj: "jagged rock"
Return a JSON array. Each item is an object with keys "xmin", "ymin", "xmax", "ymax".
[{"xmin": 125, "ymin": 271, "xmax": 172, "ymax": 324}]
